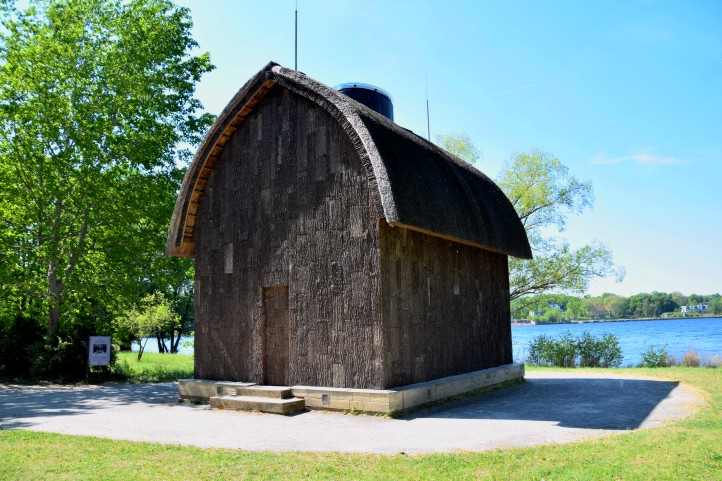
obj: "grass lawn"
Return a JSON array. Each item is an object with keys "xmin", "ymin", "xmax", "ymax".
[
  {"xmin": 1, "ymin": 366, "xmax": 721, "ymax": 480},
  {"xmin": 114, "ymin": 351, "xmax": 193, "ymax": 383}
]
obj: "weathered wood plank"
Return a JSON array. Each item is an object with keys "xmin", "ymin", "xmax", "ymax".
[
  {"xmin": 194, "ymin": 87, "xmax": 384, "ymax": 388},
  {"xmin": 379, "ymin": 221, "xmax": 512, "ymax": 388}
]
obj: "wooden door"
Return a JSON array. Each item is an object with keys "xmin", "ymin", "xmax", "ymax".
[{"xmin": 263, "ymin": 285, "xmax": 289, "ymax": 385}]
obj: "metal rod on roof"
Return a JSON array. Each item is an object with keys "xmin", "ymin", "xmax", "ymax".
[
  {"xmin": 425, "ymin": 75, "xmax": 431, "ymax": 141},
  {"xmin": 426, "ymin": 98, "xmax": 431, "ymax": 141},
  {"xmin": 294, "ymin": 1, "xmax": 298, "ymax": 70}
]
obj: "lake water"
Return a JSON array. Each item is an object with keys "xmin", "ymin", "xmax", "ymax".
[
  {"xmin": 135, "ymin": 317, "xmax": 722, "ymax": 367},
  {"xmin": 512, "ymin": 317, "xmax": 722, "ymax": 366}
]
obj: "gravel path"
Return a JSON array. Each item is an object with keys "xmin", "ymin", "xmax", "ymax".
[{"xmin": 0, "ymin": 371, "xmax": 703, "ymax": 454}]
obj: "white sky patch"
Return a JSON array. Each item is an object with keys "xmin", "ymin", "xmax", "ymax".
[{"xmin": 592, "ymin": 152, "xmax": 683, "ymax": 166}]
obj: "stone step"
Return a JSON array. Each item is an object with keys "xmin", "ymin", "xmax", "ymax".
[
  {"xmin": 235, "ymin": 385, "xmax": 293, "ymax": 399},
  {"xmin": 216, "ymin": 382, "xmax": 256, "ymax": 396},
  {"xmin": 178, "ymin": 380, "xmax": 256, "ymax": 402},
  {"xmin": 210, "ymin": 395, "xmax": 305, "ymax": 415}
]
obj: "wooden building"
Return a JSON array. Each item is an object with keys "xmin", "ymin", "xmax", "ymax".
[{"xmin": 167, "ymin": 62, "xmax": 532, "ymax": 390}]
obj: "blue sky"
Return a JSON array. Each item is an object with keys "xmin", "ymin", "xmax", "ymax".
[{"xmin": 177, "ymin": 0, "xmax": 722, "ymax": 296}]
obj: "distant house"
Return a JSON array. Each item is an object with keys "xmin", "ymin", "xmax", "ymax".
[{"xmin": 681, "ymin": 304, "xmax": 709, "ymax": 315}]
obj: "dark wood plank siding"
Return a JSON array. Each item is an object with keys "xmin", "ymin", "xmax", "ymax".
[
  {"xmin": 193, "ymin": 86, "xmax": 384, "ymax": 388},
  {"xmin": 380, "ymin": 221, "xmax": 512, "ymax": 388}
]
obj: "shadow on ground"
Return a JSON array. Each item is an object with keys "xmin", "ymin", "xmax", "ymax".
[
  {"xmin": 0, "ymin": 382, "xmax": 178, "ymax": 430},
  {"xmin": 403, "ymin": 377, "xmax": 679, "ymax": 430}
]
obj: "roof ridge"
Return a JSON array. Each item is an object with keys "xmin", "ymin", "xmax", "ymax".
[{"xmin": 274, "ymin": 65, "xmax": 491, "ymax": 181}]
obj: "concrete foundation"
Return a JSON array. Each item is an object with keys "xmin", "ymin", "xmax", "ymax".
[
  {"xmin": 178, "ymin": 363, "xmax": 524, "ymax": 414},
  {"xmin": 295, "ymin": 363, "xmax": 524, "ymax": 414}
]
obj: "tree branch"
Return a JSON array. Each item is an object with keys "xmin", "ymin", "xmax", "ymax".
[{"xmin": 65, "ymin": 206, "xmax": 90, "ymax": 278}]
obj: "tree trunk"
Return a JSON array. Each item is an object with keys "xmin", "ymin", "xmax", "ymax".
[
  {"xmin": 46, "ymin": 201, "xmax": 65, "ymax": 336},
  {"xmin": 172, "ymin": 331, "xmax": 181, "ymax": 353},
  {"xmin": 156, "ymin": 334, "xmax": 167, "ymax": 353},
  {"xmin": 137, "ymin": 337, "xmax": 148, "ymax": 361},
  {"xmin": 47, "ymin": 258, "xmax": 64, "ymax": 336}
]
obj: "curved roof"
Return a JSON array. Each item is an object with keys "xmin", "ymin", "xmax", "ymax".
[{"xmin": 167, "ymin": 62, "xmax": 532, "ymax": 260}]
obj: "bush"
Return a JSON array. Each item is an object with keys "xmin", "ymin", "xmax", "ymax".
[
  {"xmin": 549, "ymin": 332, "xmax": 578, "ymax": 367},
  {"xmin": 30, "ymin": 336, "xmax": 78, "ymax": 379},
  {"xmin": 578, "ymin": 332, "xmax": 623, "ymax": 368},
  {"xmin": 527, "ymin": 334, "xmax": 576, "ymax": 367},
  {"xmin": 640, "ymin": 345, "xmax": 671, "ymax": 367},
  {"xmin": 0, "ymin": 312, "xmax": 117, "ymax": 382},
  {"xmin": 682, "ymin": 350, "xmax": 701, "ymax": 367},
  {"xmin": 527, "ymin": 335, "xmax": 553, "ymax": 366},
  {"xmin": 527, "ymin": 332, "xmax": 622, "ymax": 368},
  {"xmin": 0, "ymin": 316, "xmax": 43, "ymax": 379},
  {"xmin": 30, "ymin": 331, "xmax": 116, "ymax": 382}
]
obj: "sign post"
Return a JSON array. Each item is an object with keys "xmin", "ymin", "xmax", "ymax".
[{"xmin": 88, "ymin": 336, "xmax": 111, "ymax": 367}]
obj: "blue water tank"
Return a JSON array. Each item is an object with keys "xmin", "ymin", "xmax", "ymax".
[{"xmin": 336, "ymin": 82, "xmax": 393, "ymax": 120}]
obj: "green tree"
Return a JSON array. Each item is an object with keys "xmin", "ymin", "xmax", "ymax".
[
  {"xmin": 113, "ymin": 292, "xmax": 180, "ymax": 360},
  {"xmin": 606, "ymin": 293, "xmax": 628, "ymax": 319},
  {"xmin": 437, "ymin": 133, "xmax": 481, "ymax": 166},
  {"xmin": 440, "ymin": 135, "xmax": 616, "ymax": 300},
  {"xmin": 516, "ymin": 291, "xmax": 720, "ymax": 322},
  {"xmin": 134, "ymin": 256, "xmax": 195, "ymax": 353},
  {"xmin": 709, "ymin": 295, "xmax": 722, "ymax": 314},
  {"xmin": 565, "ymin": 296, "xmax": 590, "ymax": 320},
  {"xmin": 0, "ymin": 0, "xmax": 212, "ymax": 343},
  {"xmin": 499, "ymin": 151, "xmax": 616, "ymax": 299}
]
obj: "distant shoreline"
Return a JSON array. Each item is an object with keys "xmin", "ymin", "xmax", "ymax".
[{"xmin": 511, "ymin": 314, "xmax": 721, "ymax": 327}]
